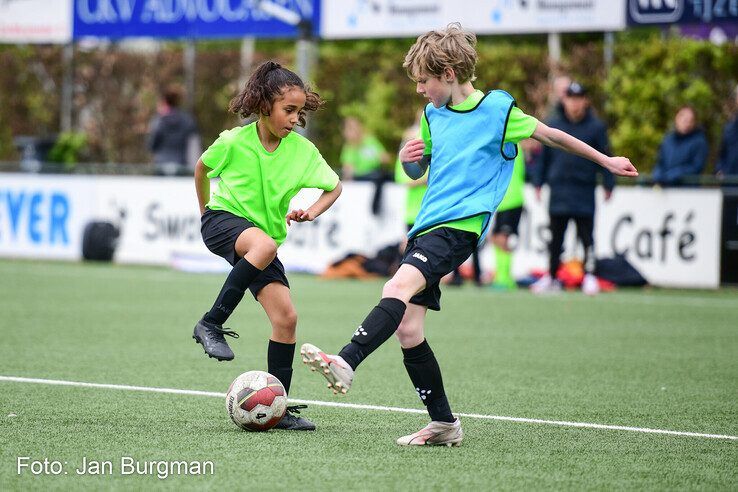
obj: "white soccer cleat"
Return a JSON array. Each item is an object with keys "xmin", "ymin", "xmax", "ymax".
[
  {"xmin": 581, "ymin": 273, "xmax": 600, "ymax": 296},
  {"xmin": 530, "ymin": 274, "xmax": 562, "ymax": 294},
  {"xmin": 300, "ymin": 343, "xmax": 354, "ymax": 395},
  {"xmin": 396, "ymin": 418, "xmax": 463, "ymax": 447}
]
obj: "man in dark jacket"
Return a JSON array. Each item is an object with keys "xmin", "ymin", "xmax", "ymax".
[
  {"xmin": 652, "ymin": 105, "xmax": 708, "ymax": 187},
  {"xmin": 717, "ymin": 87, "xmax": 738, "ymax": 184},
  {"xmin": 532, "ymin": 82, "xmax": 614, "ymax": 295},
  {"xmin": 147, "ymin": 85, "xmax": 199, "ymax": 176}
]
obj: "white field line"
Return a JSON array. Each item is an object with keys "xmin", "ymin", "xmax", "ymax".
[{"xmin": 1, "ymin": 375, "xmax": 735, "ymax": 441}]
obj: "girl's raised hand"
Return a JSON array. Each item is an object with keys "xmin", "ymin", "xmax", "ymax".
[{"xmin": 286, "ymin": 208, "xmax": 314, "ymax": 225}]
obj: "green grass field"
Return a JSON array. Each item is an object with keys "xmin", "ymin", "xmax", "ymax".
[{"xmin": 1, "ymin": 259, "xmax": 736, "ymax": 490}]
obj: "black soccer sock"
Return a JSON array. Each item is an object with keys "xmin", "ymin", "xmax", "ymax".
[
  {"xmin": 338, "ymin": 297, "xmax": 407, "ymax": 370},
  {"xmin": 268, "ymin": 339, "xmax": 295, "ymax": 395},
  {"xmin": 402, "ymin": 339, "xmax": 455, "ymax": 423},
  {"xmin": 203, "ymin": 258, "xmax": 262, "ymax": 325}
]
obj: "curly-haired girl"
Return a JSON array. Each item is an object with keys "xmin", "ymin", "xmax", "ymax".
[{"xmin": 193, "ymin": 61, "xmax": 342, "ymax": 431}]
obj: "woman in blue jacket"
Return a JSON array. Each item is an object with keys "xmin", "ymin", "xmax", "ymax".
[{"xmin": 652, "ymin": 106, "xmax": 708, "ymax": 187}]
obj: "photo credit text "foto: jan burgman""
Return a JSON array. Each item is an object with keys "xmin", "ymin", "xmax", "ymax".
[{"xmin": 17, "ymin": 457, "xmax": 214, "ymax": 479}]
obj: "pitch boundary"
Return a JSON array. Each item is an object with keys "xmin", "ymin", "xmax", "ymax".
[{"xmin": 1, "ymin": 375, "xmax": 735, "ymax": 441}]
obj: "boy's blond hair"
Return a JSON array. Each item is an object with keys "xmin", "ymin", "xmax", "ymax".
[{"xmin": 403, "ymin": 23, "xmax": 478, "ymax": 83}]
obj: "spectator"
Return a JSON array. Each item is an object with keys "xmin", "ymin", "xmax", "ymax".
[
  {"xmin": 524, "ymin": 75, "xmax": 568, "ymax": 180},
  {"xmin": 717, "ymin": 86, "xmax": 738, "ymax": 183},
  {"xmin": 652, "ymin": 105, "xmax": 708, "ymax": 187},
  {"xmin": 546, "ymin": 74, "xmax": 572, "ymax": 120},
  {"xmin": 532, "ymin": 82, "xmax": 615, "ymax": 295},
  {"xmin": 340, "ymin": 116, "xmax": 392, "ymax": 215},
  {"xmin": 147, "ymin": 85, "xmax": 199, "ymax": 176}
]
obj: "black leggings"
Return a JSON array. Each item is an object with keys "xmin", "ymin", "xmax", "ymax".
[{"xmin": 548, "ymin": 214, "xmax": 594, "ymax": 276}]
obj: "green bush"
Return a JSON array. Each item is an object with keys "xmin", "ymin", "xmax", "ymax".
[
  {"xmin": 606, "ymin": 35, "xmax": 738, "ymax": 173},
  {"xmin": 0, "ymin": 34, "xmax": 736, "ymax": 174},
  {"xmin": 48, "ymin": 132, "xmax": 88, "ymax": 170}
]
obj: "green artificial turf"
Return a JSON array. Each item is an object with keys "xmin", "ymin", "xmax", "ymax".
[{"xmin": 1, "ymin": 259, "xmax": 736, "ymax": 490}]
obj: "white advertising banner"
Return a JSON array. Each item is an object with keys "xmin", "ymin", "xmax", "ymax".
[
  {"xmin": 595, "ymin": 187, "xmax": 722, "ymax": 289},
  {"xmin": 90, "ymin": 178, "xmax": 405, "ymax": 271},
  {"xmin": 0, "ymin": 174, "xmax": 94, "ymax": 259},
  {"xmin": 321, "ymin": 0, "xmax": 626, "ymax": 39},
  {"xmin": 278, "ymin": 183, "xmax": 407, "ymax": 273},
  {"xmin": 0, "ymin": 0, "xmax": 73, "ymax": 44},
  {"xmin": 92, "ymin": 177, "xmax": 210, "ymax": 265},
  {"xmin": 0, "ymin": 174, "xmax": 723, "ymax": 288},
  {"xmin": 497, "ymin": 186, "xmax": 723, "ymax": 289}
]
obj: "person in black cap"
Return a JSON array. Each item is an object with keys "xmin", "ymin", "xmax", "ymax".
[{"xmin": 532, "ymin": 82, "xmax": 615, "ymax": 295}]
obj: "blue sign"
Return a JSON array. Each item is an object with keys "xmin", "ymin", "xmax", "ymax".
[
  {"xmin": 73, "ymin": 0, "xmax": 319, "ymax": 39},
  {"xmin": 628, "ymin": 0, "xmax": 738, "ymax": 25},
  {"xmin": 0, "ymin": 189, "xmax": 70, "ymax": 246}
]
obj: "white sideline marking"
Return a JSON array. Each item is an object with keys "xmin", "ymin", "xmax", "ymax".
[{"xmin": 3, "ymin": 376, "xmax": 736, "ymax": 441}]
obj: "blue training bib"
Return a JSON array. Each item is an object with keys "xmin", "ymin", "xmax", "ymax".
[{"xmin": 408, "ymin": 90, "xmax": 519, "ymax": 243}]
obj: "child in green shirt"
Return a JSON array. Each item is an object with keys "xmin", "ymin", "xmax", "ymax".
[
  {"xmin": 340, "ymin": 116, "xmax": 389, "ymax": 180},
  {"xmin": 193, "ymin": 61, "xmax": 342, "ymax": 431},
  {"xmin": 341, "ymin": 116, "xmax": 392, "ymax": 215},
  {"xmin": 490, "ymin": 146, "xmax": 527, "ymax": 290}
]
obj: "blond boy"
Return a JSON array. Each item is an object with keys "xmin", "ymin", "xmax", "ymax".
[{"xmin": 302, "ymin": 24, "xmax": 637, "ymax": 446}]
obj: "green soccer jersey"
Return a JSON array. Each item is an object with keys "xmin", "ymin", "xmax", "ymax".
[
  {"xmin": 202, "ymin": 122, "xmax": 339, "ymax": 245},
  {"xmin": 497, "ymin": 148, "xmax": 526, "ymax": 212},
  {"xmin": 394, "ymin": 155, "xmax": 427, "ymax": 226},
  {"xmin": 340, "ymin": 135, "xmax": 385, "ymax": 177},
  {"xmin": 418, "ymin": 90, "xmax": 537, "ymax": 236}
]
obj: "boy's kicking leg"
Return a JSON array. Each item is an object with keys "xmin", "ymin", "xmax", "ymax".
[
  {"xmin": 194, "ymin": 226, "xmax": 277, "ymax": 361},
  {"xmin": 301, "ymin": 264, "xmax": 425, "ymax": 393},
  {"xmin": 394, "ymin": 304, "xmax": 462, "ymax": 447},
  {"xmin": 256, "ymin": 282, "xmax": 315, "ymax": 431},
  {"xmin": 302, "ymin": 228, "xmax": 476, "ymax": 445}
]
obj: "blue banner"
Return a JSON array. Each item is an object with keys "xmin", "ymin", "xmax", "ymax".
[
  {"xmin": 628, "ymin": 0, "xmax": 738, "ymax": 25},
  {"xmin": 73, "ymin": 0, "xmax": 319, "ymax": 39}
]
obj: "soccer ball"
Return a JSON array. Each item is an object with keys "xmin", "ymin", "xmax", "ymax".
[{"xmin": 225, "ymin": 371, "xmax": 287, "ymax": 431}]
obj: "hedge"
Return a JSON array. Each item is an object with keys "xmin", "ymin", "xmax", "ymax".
[{"xmin": 0, "ymin": 32, "xmax": 736, "ymax": 174}]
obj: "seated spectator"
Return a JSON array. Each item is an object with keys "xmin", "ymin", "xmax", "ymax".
[
  {"xmin": 652, "ymin": 105, "xmax": 708, "ymax": 187},
  {"xmin": 717, "ymin": 86, "xmax": 738, "ymax": 183}
]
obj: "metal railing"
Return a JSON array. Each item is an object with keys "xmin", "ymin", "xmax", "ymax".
[{"xmin": 2, "ymin": 160, "xmax": 738, "ymax": 187}]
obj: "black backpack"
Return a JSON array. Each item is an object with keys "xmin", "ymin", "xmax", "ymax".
[
  {"xmin": 594, "ymin": 254, "xmax": 648, "ymax": 287},
  {"xmin": 81, "ymin": 221, "xmax": 120, "ymax": 262}
]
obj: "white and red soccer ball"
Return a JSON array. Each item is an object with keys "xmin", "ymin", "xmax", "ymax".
[{"xmin": 225, "ymin": 371, "xmax": 287, "ymax": 431}]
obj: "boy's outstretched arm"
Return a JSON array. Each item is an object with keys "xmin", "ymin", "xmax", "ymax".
[
  {"xmin": 287, "ymin": 182, "xmax": 343, "ymax": 225},
  {"xmin": 531, "ymin": 122, "xmax": 638, "ymax": 177}
]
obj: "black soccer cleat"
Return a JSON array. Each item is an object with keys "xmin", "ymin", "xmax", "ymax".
[
  {"xmin": 273, "ymin": 405, "xmax": 316, "ymax": 431},
  {"xmin": 192, "ymin": 318, "xmax": 239, "ymax": 361}
]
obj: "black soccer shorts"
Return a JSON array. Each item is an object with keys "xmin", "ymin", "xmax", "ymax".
[
  {"xmin": 200, "ymin": 208, "xmax": 289, "ymax": 298},
  {"xmin": 401, "ymin": 227, "xmax": 479, "ymax": 311}
]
